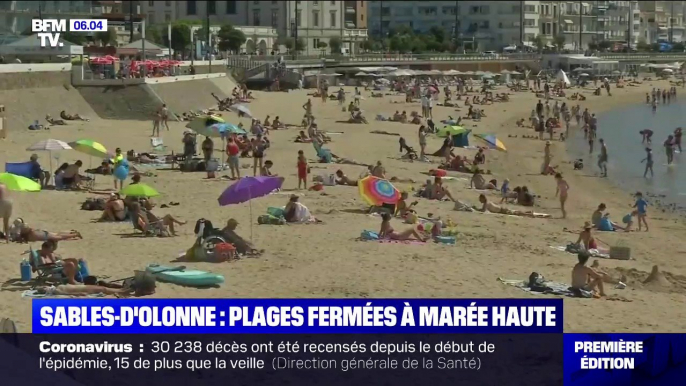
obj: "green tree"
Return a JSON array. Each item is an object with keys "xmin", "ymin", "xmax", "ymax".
[
  {"xmin": 170, "ymin": 22, "xmax": 191, "ymax": 53},
  {"xmin": 285, "ymin": 37, "xmax": 305, "ymax": 52},
  {"xmin": 359, "ymin": 40, "xmax": 373, "ymax": 51},
  {"xmin": 145, "ymin": 25, "xmax": 163, "ymax": 44},
  {"xmin": 533, "ymin": 34, "xmax": 546, "ymax": 52},
  {"xmin": 328, "ymin": 36, "xmax": 342, "ymax": 54},
  {"xmin": 95, "ymin": 27, "xmax": 117, "ymax": 46},
  {"xmin": 428, "ymin": 26, "xmax": 446, "ymax": 44},
  {"xmin": 317, "ymin": 41, "xmax": 328, "ymax": 50},
  {"xmin": 61, "ymin": 31, "xmax": 87, "ymax": 45},
  {"xmin": 216, "ymin": 24, "xmax": 246, "ymax": 53},
  {"xmin": 553, "ymin": 35, "xmax": 566, "ymax": 51},
  {"xmin": 411, "ymin": 36, "xmax": 427, "ymax": 53}
]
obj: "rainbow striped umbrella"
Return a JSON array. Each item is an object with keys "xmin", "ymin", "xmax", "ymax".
[
  {"xmin": 358, "ymin": 176, "xmax": 400, "ymax": 206},
  {"xmin": 68, "ymin": 139, "xmax": 110, "ymax": 158},
  {"xmin": 474, "ymin": 133, "xmax": 507, "ymax": 152}
]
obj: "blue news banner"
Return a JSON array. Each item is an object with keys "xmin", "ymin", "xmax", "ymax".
[{"xmin": 3, "ymin": 299, "xmax": 684, "ymax": 385}]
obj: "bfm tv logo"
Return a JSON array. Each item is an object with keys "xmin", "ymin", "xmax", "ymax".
[{"xmin": 32, "ymin": 19, "xmax": 67, "ymax": 47}]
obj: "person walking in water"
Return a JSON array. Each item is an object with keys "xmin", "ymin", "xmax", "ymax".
[
  {"xmin": 675, "ymin": 127, "xmax": 682, "ymax": 153},
  {"xmin": 664, "ymin": 135, "xmax": 675, "ymax": 165},
  {"xmin": 588, "ymin": 126, "xmax": 596, "ymax": 154},
  {"xmin": 641, "ymin": 147, "xmax": 654, "ymax": 178},
  {"xmin": 554, "ymin": 173, "xmax": 570, "ymax": 219},
  {"xmin": 598, "ymin": 139, "xmax": 608, "ymax": 177}
]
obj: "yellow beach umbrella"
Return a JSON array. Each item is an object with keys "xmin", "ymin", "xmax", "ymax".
[
  {"xmin": 0, "ymin": 173, "xmax": 41, "ymax": 192},
  {"xmin": 120, "ymin": 183, "xmax": 160, "ymax": 198},
  {"xmin": 68, "ymin": 139, "xmax": 110, "ymax": 158},
  {"xmin": 437, "ymin": 125, "xmax": 468, "ymax": 138},
  {"xmin": 474, "ymin": 133, "xmax": 507, "ymax": 152}
]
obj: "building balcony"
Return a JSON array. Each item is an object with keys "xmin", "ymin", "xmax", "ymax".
[
  {"xmin": 343, "ymin": 29, "xmax": 368, "ymax": 40},
  {"xmin": 346, "ymin": 7, "xmax": 356, "ymax": 14}
]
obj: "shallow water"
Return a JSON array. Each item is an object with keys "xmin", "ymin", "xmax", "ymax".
[{"xmin": 566, "ymin": 97, "xmax": 686, "ymax": 209}]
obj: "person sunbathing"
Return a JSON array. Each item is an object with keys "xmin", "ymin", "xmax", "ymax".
[
  {"xmin": 470, "ymin": 171, "xmax": 496, "ymax": 190},
  {"xmin": 379, "ymin": 213, "xmax": 426, "ymax": 241},
  {"xmin": 431, "ymin": 176, "xmax": 456, "ymax": 202},
  {"xmin": 395, "ymin": 192, "xmax": 418, "ymax": 217},
  {"xmin": 476, "ymin": 194, "xmax": 534, "ymax": 217},
  {"xmin": 60, "ymin": 110, "xmax": 88, "ymax": 121},
  {"xmin": 36, "ymin": 241, "xmax": 81, "ymax": 284},
  {"xmin": 45, "ymin": 115, "xmax": 66, "ymax": 125},
  {"xmin": 35, "ymin": 284, "xmax": 135, "ymax": 297},
  {"xmin": 335, "ymin": 170, "xmax": 358, "ymax": 186},
  {"xmin": 399, "ymin": 111, "xmax": 408, "ymax": 123},
  {"xmin": 272, "ymin": 116, "xmax": 285, "ymax": 129},
  {"xmin": 572, "ymin": 251, "xmax": 607, "ymax": 297},
  {"xmin": 447, "ymin": 155, "xmax": 470, "ymax": 172},
  {"xmin": 221, "ymin": 218, "xmax": 263, "ymax": 256},
  {"xmin": 16, "ymin": 222, "xmax": 82, "ymax": 243},
  {"xmin": 391, "ymin": 111, "xmax": 402, "ymax": 121},
  {"xmin": 263, "ymin": 115, "xmax": 271, "ymax": 127},
  {"xmin": 131, "ymin": 202, "xmax": 186, "ymax": 236},
  {"xmin": 100, "ymin": 193, "xmax": 127, "ymax": 222}
]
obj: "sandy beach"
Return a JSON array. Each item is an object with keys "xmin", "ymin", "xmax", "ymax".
[{"xmin": 1, "ymin": 75, "xmax": 685, "ymax": 333}]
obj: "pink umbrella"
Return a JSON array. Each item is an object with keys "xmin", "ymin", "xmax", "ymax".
[
  {"xmin": 89, "ymin": 57, "xmax": 112, "ymax": 65},
  {"xmin": 104, "ymin": 55, "xmax": 119, "ymax": 62}
]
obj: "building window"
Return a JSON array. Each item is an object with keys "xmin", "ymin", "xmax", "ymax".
[
  {"xmin": 313, "ymin": 1, "xmax": 318, "ymax": 5},
  {"xmin": 331, "ymin": 1, "xmax": 336, "ymax": 5},
  {"xmin": 361, "ymin": 14, "xmax": 363, "ymax": 21},
  {"xmin": 271, "ymin": 9, "xmax": 279, "ymax": 28},
  {"xmin": 330, "ymin": 11, "xmax": 337, "ymax": 27},
  {"xmin": 165, "ymin": 1, "xmax": 171, "ymax": 6},
  {"xmin": 165, "ymin": 13, "xmax": 171, "ymax": 22},
  {"xmin": 208, "ymin": 1, "xmax": 216, "ymax": 15},
  {"xmin": 148, "ymin": 13, "xmax": 155, "ymax": 23},
  {"xmin": 187, "ymin": 1, "xmax": 197, "ymax": 15},
  {"xmin": 148, "ymin": 1, "xmax": 153, "ymax": 6},
  {"xmin": 442, "ymin": 6, "xmax": 456, "ymax": 16},
  {"xmin": 313, "ymin": 11, "xmax": 319, "ymax": 27},
  {"xmin": 272, "ymin": 1, "xmax": 277, "ymax": 3},
  {"xmin": 253, "ymin": 10, "xmax": 261, "ymax": 25},
  {"xmin": 418, "ymin": 7, "xmax": 437, "ymax": 16},
  {"xmin": 313, "ymin": 38, "xmax": 320, "ymax": 49},
  {"xmin": 226, "ymin": 1, "xmax": 236, "ymax": 14},
  {"xmin": 296, "ymin": 10, "xmax": 302, "ymax": 27}
]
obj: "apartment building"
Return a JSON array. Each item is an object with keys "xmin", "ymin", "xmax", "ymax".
[
  {"xmin": 638, "ymin": 1, "xmax": 686, "ymax": 43},
  {"xmin": 368, "ymin": 1, "xmax": 540, "ymax": 51}
]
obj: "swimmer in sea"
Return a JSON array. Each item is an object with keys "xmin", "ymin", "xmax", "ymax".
[
  {"xmin": 641, "ymin": 147, "xmax": 654, "ymax": 177},
  {"xmin": 664, "ymin": 135, "xmax": 675, "ymax": 165}
]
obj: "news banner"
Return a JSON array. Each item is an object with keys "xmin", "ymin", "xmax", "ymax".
[{"xmin": 0, "ymin": 299, "xmax": 684, "ymax": 385}]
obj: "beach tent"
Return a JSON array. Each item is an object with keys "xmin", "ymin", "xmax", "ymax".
[
  {"xmin": 0, "ymin": 34, "xmax": 83, "ymax": 56},
  {"xmin": 452, "ymin": 129, "xmax": 472, "ymax": 147},
  {"xmin": 437, "ymin": 125, "xmax": 468, "ymax": 138},
  {"xmin": 556, "ymin": 70, "xmax": 571, "ymax": 86}
]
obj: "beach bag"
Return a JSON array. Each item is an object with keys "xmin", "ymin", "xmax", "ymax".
[
  {"xmin": 609, "ymin": 240, "xmax": 631, "ymax": 260},
  {"xmin": 267, "ymin": 207, "xmax": 285, "ymax": 217},
  {"xmin": 257, "ymin": 214, "xmax": 285, "ymax": 225},
  {"xmin": 212, "ymin": 243, "xmax": 236, "ymax": 262},
  {"xmin": 360, "ymin": 230, "xmax": 379, "ymax": 240}
]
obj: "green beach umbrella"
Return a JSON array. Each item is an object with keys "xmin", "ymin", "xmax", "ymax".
[
  {"xmin": 69, "ymin": 139, "xmax": 110, "ymax": 158},
  {"xmin": 437, "ymin": 125, "xmax": 468, "ymax": 138},
  {"xmin": 0, "ymin": 173, "xmax": 41, "ymax": 192},
  {"xmin": 119, "ymin": 183, "xmax": 160, "ymax": 198}
]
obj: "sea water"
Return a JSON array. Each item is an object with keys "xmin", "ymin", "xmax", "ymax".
[{"xmin": 566, "ymin": 97, "xmax": 686, "ymax": 209}]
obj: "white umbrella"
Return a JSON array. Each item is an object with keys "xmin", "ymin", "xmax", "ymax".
[
  {"xmin": 500, "ymin": 69, "xmax": 512, "ymax": 74},
  {"xmin": 443, "ymin": 69, "xmax": 461, "ymax": 75},
  {"xmin": 580, "ymin": 73, "xmax": 590, "ymax": 77},
  {"xmin": 510, "ymin": 70, "xmax": 522, "ymax": 75},
  {"xmin": 229, "ymin": 104, "xmax": 253, "ymax": 118},
  {"xmin": 26, "ymin": 139, "xmax": 73, "ymax": 181},
  {"xmin": 354, "ymin": 72, "xmax": 370, "ymax": 76},
  {"xmin": 662, "ymin": 68, "xmax": 674, "ymax": 73}
]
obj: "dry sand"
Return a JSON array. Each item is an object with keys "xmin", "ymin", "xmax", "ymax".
[{"xmin": 1, "ymin": 76, "xmax": 686, "ymax": 333}]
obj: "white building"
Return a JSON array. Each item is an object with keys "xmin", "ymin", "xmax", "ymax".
[{"xmin": 368, "ymin": 1, "xmax": 540, "ymax": 51}]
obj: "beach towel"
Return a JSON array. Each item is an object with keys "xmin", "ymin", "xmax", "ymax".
[
  {"xmin": 21, "ymin": 289, "xmax": 105, "ymax": 298},
  {"xmin": 359, "ymin": 231, "xmax": 426, "ymax": 245},
  {"xmin": 498, "ymin": 278, "xmax": 593, "ymax": 298},
  {"xmin": 549, "ymin": 245, "xmax": 613, "ymax": 259}
]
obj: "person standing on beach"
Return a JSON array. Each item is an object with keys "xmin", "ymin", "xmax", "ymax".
[
  {"xmin": 632, "ymin": 193, "xmax": 649, "ymax": 231},
  {"xmin": 641, "ymin": 147, "xmax": 654, "ymax": 178},
  {"xmin": 0, "ymin": 182, "xmax": 11, "ymax": 243},
  {"xmin": 159, "ymin": 104, "xmax": 170, "ymax": 131},
  {"xmin": 554, "ymin": 173, "xmax": 569, "ymax": 219},
  {"xmin": 598, "ymin": 139, "xmax": 608, "ymax": 177},
  {"xmin": 536, "ymin": 100, "xmax": 543, "ymax": 118},
  {"xmin": 664, "ymin": 135, "xmax": 675, "ymax": 165},
  {"xmin": 542, "ymin": 141, "xmax": 552, "ymax": 174},
  {"xmin": 418, "ymin": 125, "xmax": 427, "ymax": 160},
  {"xmin": 674, "ymin": 127, "xmax": 682, "ymax": 153}
]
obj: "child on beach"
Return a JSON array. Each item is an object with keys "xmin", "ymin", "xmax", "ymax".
[
  {"xmin": 297, "ymin": 150, "xmax": 308, "ymax": 190},
  {"xmin": 641, "ymin": 147, "xmax": 654, "ymax": 178},
  {"xmin": 500, "ymin": 178, "xmax": 510, "ymax": 203},
  {"xmin": 554, "ymin": 173, "xmax": 569, "ymax": 219},
  {"xmin": 632, "ymin": 193, "xmax": 649, "ymax": 231}
]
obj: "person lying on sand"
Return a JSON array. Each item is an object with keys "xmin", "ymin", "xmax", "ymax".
[
  {"xmin": 221, "ymin": 218, "xmax": 263, "ymax": 256},
  {"xmin": 475, "ymin": 194, "xmax": 536, "ymax": 217},
  {"xmin": 100, "ymin": 193, "xmax": 127, "ymax": 222},
  {"xmin": 34, "ymin": 284, "xmax": 135, "ymax": 297},
  {"xmin": 45, "ymin": 115, "xmax": 66, "ymax": 125},
  {"xmin": 572, "ymin": 251, "xmax": 607, "ymax": 297},
  {"xmin": 335, "ymin": 170, "xmax": 358, "ymax": 186},
  {"xmin": 379, "ymin": 212, "xmax": 426, "ymax": 241},
  {"xmin": 15, "ymin": 221, "xmax": 82, "ymax": 243},
  {"xmin": 36, "ymin": 241, "xmax": 83, "ymax": 284},
  {"xmin": 60, "ymin": 110, "xmax": 89, "ymax": 121},
  {"xmin": 470, "ymin": 170, "xmax": 496, "ymax": 190}
]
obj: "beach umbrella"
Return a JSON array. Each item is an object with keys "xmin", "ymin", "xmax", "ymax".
[
  {"xmin": 474, "ymin": 133, "xmax": 507, "ymax": 152},
  {"xmin": 218, "ymin": 176, "xmax": 285, "ymax": 241},
  {"xmin": 358, "ymin": 176, "xmax": 401, "ymax": 207},
  {"xmin": 195, "ymin": 123, "xmax": 245, "ymax": 138},
  {"xmin": 26, "ymin": 139, "xmax": 73, "ymax": 180},
  {"xmin": 229, "ymin": 104, "xmax": 253, "ymax": 118},
  {"xmin": 437, "ymin": 125, "xmax": 467, "ymax": 138},
  {"xmin": 510, "ymin": 70, "xmax": 522, "ymax": 75},
  {"xmin": 500, "ymin": 69, "xmax": 512, "ymax": 75},
  {"xmin": 119, "ymin": 183, "xmax": 160, "ymax": 198},
  {"xmin": 69, "ymin": 139, "xmax": 109, "ymax": 158},
  {"xmin": 662, "ymin": 68, "xmax": 674, "ymax": 73},
  {"xmin": 0, "ymin": 173, "xmax": 41, "ymax": 192},
  {"xmin": 185, "ymin": 115, "xmax": 225, "ymax": 131}
]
